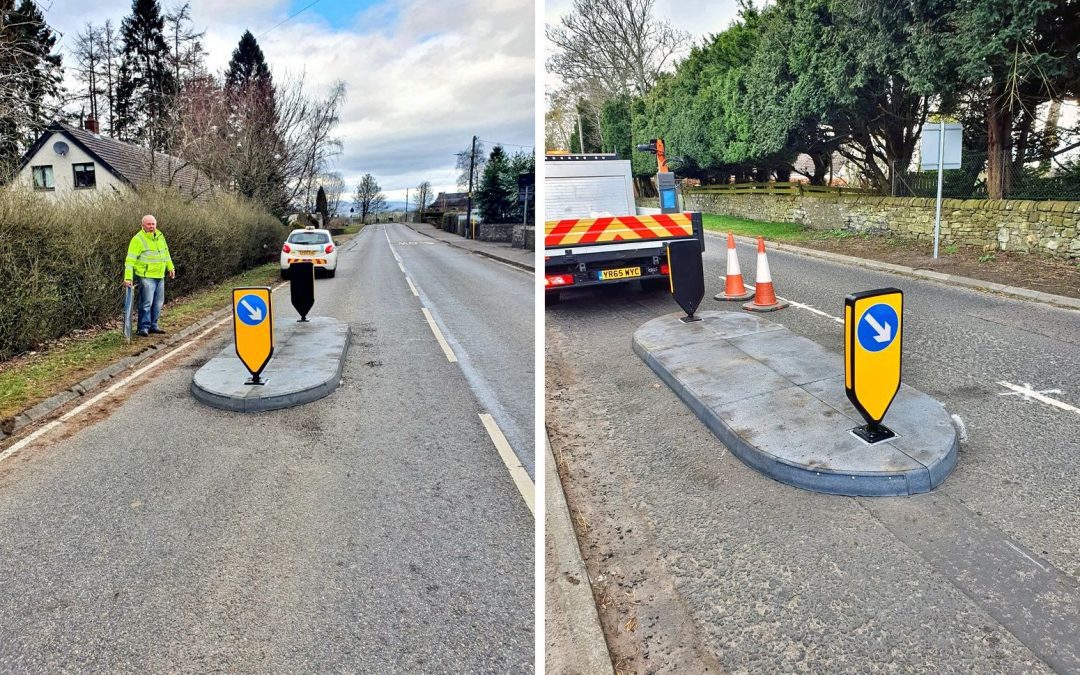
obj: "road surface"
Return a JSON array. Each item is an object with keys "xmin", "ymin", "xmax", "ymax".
[
  {"xmin": 547, "ymin": 232, "xmax": 1080, "ymax": 673},
  {"xmin": 0, "ymin": 223, "xmax": 534, "ymax": 672}
]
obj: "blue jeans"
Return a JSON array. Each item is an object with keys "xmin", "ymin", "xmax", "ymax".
[{"xmin": 136, "ymin": 276, "xmax": 165, "ymax": 332}]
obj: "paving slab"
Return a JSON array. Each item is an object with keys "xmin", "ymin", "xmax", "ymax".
[
  {"xmin": 633, "ymin": 311, "xmax": 958, "ymax": 496},
  {"xmin": 191, "ymin": 316, "xmax": 350, "ymax": 413}
]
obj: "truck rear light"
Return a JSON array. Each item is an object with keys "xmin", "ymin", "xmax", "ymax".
[
  {"xmin": 283, "ymin": 243, "xmax": 292, "ymax": 253},
  {"xmin": 545, "ymin": 274, "xmax": 574, "ymax": 288},
  {"xmin": 660, "ymin": 264, "xmax": 670, "ymax": 275},
  {"xmin": 325, "ymin": 244, "xmax": 334, "ymax": 253}
]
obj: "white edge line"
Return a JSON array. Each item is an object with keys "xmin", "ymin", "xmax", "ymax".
[
  {"xmin": 1, "ymin": 280, "xmax": 291, "ymax": 464},
  {"xmin": 406, "ymin": 277, "xmax": 419, "ymax": 297},
  {"xmin": 479, "ymin": 413, "xmax": 534, "ymax": 516},
  {"xmin": 421, "ymin": 307, "xmax": 458, "ymax": 362},
  {"xmin": 1005, "ymin": 541, "xmax": 1049, "ymax": 572},
  {"xmin": 997, "ymin": 381, "xmax": 1079, "ymax": 413}
]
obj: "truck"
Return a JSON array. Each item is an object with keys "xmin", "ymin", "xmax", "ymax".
[{"xmin": 544, "ymin": 151, "xmax": 703, "ymax": 301}]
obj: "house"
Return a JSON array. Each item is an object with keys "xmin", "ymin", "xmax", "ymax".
[
  {"xmin": 430, "ymin": 191, "xmax": 469, "ymax": 212},
  {"xmin": 14, "ymin": 118, "xmax": 212, "ymax": 200}
]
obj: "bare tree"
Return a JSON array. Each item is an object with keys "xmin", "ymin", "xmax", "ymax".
[
  {"xmin": 320, "ymin": 171, "xmax": 345, "ymax": 218},
  {"xmin": 353, "ymin": 173, "xmax": 384, "ymax": 223},
  {"xmin": 164, "ymin": 3, "xmax": 206, "ymax": 86},
  {"xmin": 412, "ymin": 180, "xmax": 432, "ymax": 221},
  {"xmin": 72, "ymin": 23, "xmax": 103, "ymax": 122},
  {"xmin": 455, "ymin": 139, "xmax": 485, "ymax": 190},
  {"xmin": 100, "ymin": 19, "xmax": 119, "ymax": 135},
  {"xmin": 546, "ymin": 0, "xmax": 689, "ymax": 98}
]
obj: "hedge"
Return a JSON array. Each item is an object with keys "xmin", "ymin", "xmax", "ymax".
[{"xmin": 0, "ymin": 187, "xmax": 288, "ymax": 360}]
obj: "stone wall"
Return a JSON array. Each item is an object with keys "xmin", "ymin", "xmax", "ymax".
[
  {"xmin": 680, "ymin": 192, "xmax": 1080, "ymax": 258},
  {"xmin": 478, "ymin": 223, "xmax": 514, "ymax": 243},
  {"xmin": 512, "ymin": 225, "xmax": 535, "ymax": 250}
]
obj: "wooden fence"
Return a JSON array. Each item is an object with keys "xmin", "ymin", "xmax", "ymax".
[{"xmin": 686, "ymin": 182, "xmax": 875, "ymax": 197}]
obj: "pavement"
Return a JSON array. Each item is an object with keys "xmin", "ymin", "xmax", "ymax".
[
  {"xmin": 402, "ymin": 220, "xmax": 534, "ymax": 271},
  {"xmin": 633, "ymin": 310, "xmax": 958, "ymax": 496}
]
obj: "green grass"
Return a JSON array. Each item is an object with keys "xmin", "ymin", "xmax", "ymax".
[
  {"xmin": 0, "ymin": 262, "xmax": 280, "ymax": 422},
  {"xmin": 700, "ymin": 213, "xmax": 810, "ymax": 240}
]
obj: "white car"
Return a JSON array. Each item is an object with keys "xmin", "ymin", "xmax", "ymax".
[{"xmin": 280, "ymin": 227, "xmax": 338, "ymax": 279}]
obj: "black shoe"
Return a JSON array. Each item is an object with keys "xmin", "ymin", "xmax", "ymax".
[
  {"xmin": 137, "ymin": 329, "xmax": 150, "ymax": 337},
  {"xmin": 150, "ymin": 328, "xmax": 166, "ymax": 334}
]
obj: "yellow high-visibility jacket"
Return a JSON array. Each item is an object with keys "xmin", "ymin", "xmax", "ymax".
[{"xmin": 124, "ymin": 230, "xmax": 174, "ymax": 281}]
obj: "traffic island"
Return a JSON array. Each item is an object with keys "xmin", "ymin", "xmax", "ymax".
[
  {"xmin": 191, "ymin": 316, "xmax": 350, "ymax": 413},
  {"xmin": 632, "ymin": 311, "xmax": 958, "ymax": 496}
]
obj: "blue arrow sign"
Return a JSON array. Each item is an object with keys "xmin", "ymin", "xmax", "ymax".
[
  {"xmin": 237, "ymin": 294, "xmax": 268, "ymax": 326},
  {"xmin": 857, "ymin": 303, "xmax": 898, "ymax": 352}
]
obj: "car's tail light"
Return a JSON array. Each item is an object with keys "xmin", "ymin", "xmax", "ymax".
[
  {"xmin": 283, "ymin": 243, "xmax": 292, "ymax": 253},
  {"xmin": 660, "ymin": 264, "xmax": 670, "ymax": 275},
  {"xmin": 545, "ymin": 274, "xmax": 574, "ymax": 287},
  {"xmin": 325, "ymin": 244, "xmax": 334, "ymax": 253}
]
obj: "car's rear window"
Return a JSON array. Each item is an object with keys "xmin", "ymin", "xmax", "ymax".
[{"xmin": 288, "ymin": 232, "xmax": 330, "ymax": 245}]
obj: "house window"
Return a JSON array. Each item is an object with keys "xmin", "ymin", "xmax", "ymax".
[
  {"xmin": 32, "ymin": 165, "xmax": 54, "ymax": 191},
  {"xmin": 73, "ymin": 163, "xmax": 96, "ymax": 189}
]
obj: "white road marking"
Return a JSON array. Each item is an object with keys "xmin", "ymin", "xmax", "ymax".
[
  {"xmin": 421, "ymin": 307, "xmax": 457, "ymax": 362},
  {"xmin": 997, "ymin": 381, "xmax": 1078, "ymax": 413},
  {"xmin": 405, "ymin": 277, "xmax": 419, "ymax": 297},
  {"xmin": 1006, "ymin": 541, "xmax": 1049, "ymax": 572},
  {"xmin": 479, "ymin": 413, "xmax": 534, "ymax": 515},
  {"xmin": 1, "ymin": 280, "xmax": 292, "ymax": 463}
]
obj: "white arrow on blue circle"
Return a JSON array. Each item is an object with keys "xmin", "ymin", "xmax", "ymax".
[
  {"xmin": 864, "ymin": 313, "xmax": 892, "ymax": 342},
  {"xmin": 241, "ymin": 298, "xmax": 263, "ymax": 322}
]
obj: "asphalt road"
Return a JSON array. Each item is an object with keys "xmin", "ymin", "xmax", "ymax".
[
  {"xmin": 546, "ymin": 232, "xmax": 1080, "ymax": 673},
  {"xmin": 0, "ymin": 224, "xmax": 534, "ymax": 673}
]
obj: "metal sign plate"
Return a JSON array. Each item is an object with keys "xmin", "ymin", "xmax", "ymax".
[
  {"xmin": 233, "ymin": 287, "xmax": 274, "ymax": 379},
  {"xmin": 666, "ymin": 239, "xmax": 705, "ymax": 321},
  {"xmin": 845, "ymin": 288, "xmax": 903, "ymax": 424}
]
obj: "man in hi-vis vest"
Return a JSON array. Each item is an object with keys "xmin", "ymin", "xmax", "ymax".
[{"xmin": 123, "ymin": 214, "xmax": 175, "ymax": 337}]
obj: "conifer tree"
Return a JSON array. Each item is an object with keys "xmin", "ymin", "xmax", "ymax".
[
  {"xmin": 114, "ymin": 0, "xmax": 176, "ymax": 147},
  {"xmin": 476, "ymin": 146, "xmax": 517, "ymax": 223}
]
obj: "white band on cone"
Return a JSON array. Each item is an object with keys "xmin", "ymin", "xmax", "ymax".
[
  {"xmin": 727, "ymin": 247, "xmax": 742, "ymax": 276},
  {"xmin": 757, "ymin": 252, "xmax": 772, "ymax": 283}
]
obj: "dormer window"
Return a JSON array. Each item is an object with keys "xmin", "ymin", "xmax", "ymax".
[
  {"xmin": 32, "ymin": 165, "xmax": 54, "ymax": 190},
  {"xmin": 73, "ymin": 163, "xmax": 96, "ymax": 189}
]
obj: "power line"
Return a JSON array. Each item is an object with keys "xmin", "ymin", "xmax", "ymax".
[
  {"xmin": 478, "ymin": 138, "xmax": 534, "ymax": 150},
  {"xmin": 258, "ymin": 0, "xmax": 324, "ymax": 39}
]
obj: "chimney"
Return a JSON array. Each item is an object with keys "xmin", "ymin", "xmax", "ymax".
[{"xmin": 84, "ymin": 116, "xmax": 99, "ymax": 135}]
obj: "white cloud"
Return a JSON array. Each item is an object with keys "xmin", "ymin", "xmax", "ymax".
[{"xmin": 48, "ymin": 0, "xmax": 534, "ymax": 201}]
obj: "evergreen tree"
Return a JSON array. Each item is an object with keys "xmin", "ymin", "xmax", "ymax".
[
  {"xmin": 114, "ymin": 0, "xmax": 176, "ymax": 147},
  {"xmin": 316, "ymin": 185, "xmax": 328, "ymax": 225},
  {"xmin": 225, "ymin": 30, "xmax": 272, "ymax": 91},
  {"xmin": 0, "ymin": 0, "xmax": 63, "ymax": 174},
  {"xmin": 476, "ymin": 146, "xmax": 517, "ymax": 223}
]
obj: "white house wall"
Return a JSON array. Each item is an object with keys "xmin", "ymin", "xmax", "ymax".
[{"xmin": 16, "ymin": 131, "xmax": 129, "ymax": 200}]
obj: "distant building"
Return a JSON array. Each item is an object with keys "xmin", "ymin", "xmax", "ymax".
[
  {"xmin": 430, "ymin": 191, "xmax": 469, "ymax": 212},
  {"xmin": 13, "ymin": 118, "xmax": 212, "ymax": 201}
]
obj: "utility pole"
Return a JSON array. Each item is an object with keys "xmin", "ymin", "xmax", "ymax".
[
  {"xmin": 465, "ymin": 135, "xmax": 477, "ymax": 239},
  {"xmin": 576, "ymin": 113, "xmax": 585, "ymax": 153},
  {"xmin": 404, "ymin": 187, "xmax": 409, "ymax": 222}
]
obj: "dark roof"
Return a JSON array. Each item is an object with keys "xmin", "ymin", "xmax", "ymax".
[
  {"xmin": 19, "ymin": 122, "xmax": 213, "ymax": 199},
  {"xmin": 431, "ymin": 191, "xmax": 469, "ymax": 210}
]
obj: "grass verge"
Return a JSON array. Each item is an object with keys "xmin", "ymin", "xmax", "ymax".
[{"xmin": 0, "ymin": 262, "xmax": 281, "ymax": 424}]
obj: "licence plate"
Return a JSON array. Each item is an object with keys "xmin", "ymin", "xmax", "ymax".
[
  {"xmin": 598, "ymin": 267, "xmax": 641, "ymax": 280},
  {"xmin": 298, "ymin": 250, "xmax": 316, "ymax": 257}
]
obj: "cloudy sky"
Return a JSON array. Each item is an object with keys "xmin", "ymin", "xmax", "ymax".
[{"xmin": 45, "ymin": 0, "xmax": 535, "ymax": 203}]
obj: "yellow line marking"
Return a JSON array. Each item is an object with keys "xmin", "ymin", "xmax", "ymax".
[
  {"xmin": 421, "ymin": 307, "xmax": 457, "ymax": 362},
  {"xmin": 479, "ymin": 413, "xmax": 534, "ymax": 515}
]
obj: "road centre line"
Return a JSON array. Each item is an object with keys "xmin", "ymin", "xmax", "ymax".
[
  {"xmin": 479, "ymin": 413, "xmax": 534, "ymax": 515},
  {"xmin": 406, "ymin": 277, "xmax": 419, "ymax": 297},
  {"xmin": 421, "ymin": 307, "xmax": 458, "ymax": 362},
  {"xmin": 997, "ymin": 381, "xmax": 1079, "ymax": 414},
  {"xmin": 739, "ymin": 282, "xmax": 844, "ymax": 324}
]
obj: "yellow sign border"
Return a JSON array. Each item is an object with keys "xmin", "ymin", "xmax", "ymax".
[
  {"xmin": 232, "ymin": 287, "xmax": 274, "ymax": 379},
  {"xmin": 844, "ymin": 288, "xmax": 903, "ymax": 425}
]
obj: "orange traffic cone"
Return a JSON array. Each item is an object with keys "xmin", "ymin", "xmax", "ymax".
[
  {"xmin": 742, "ymin": 237, "xmax": 789, "ymax": 312},
  {"xmin": 714, "ymin": 232, "xmax": 754, "ymax": 301}
]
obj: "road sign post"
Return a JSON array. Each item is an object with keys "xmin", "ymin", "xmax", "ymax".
[
  {"xmin": 666, "ymin": 239, "xmax": 705, "ymax": 323},
  {"xmin": 233, "ymin": 287, "xmax": 274, "ymax": 385},
  {"xmin": 289, "ymin": 262, "xmax": 315, "ymax": 322},
  {"xmin": 844, "ymin": 288, "xmax": 903, "ymax": 443}
]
